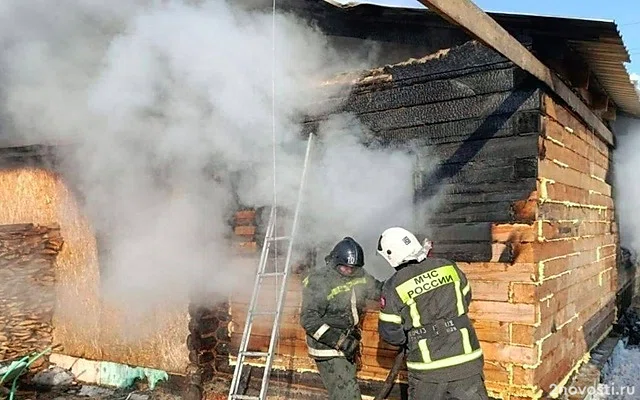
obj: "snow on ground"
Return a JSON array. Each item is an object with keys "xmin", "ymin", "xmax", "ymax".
[{"xmin": 593, "ymin": 339, "xmax": 640, "ymax": 399}]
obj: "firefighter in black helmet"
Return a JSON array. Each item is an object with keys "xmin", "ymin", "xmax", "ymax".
[
  {"xmin": 376, "ymin": 227, "xmax": 489, "ymax": 400},
  {"xmin": 300, "ymin": 237, "xmax": 382, "ymax": 400}
]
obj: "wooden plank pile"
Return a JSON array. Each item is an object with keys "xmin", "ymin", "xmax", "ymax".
[
  {"xmin": 212, "ymin": 40, "xmax": 618, "ymax": 400},
  {"xmin": 0, "ymin": 223, "xmax": 63, "ymax": 361}
]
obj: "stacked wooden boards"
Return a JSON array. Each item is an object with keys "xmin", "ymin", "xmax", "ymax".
[{"xmin": 0, "ymin": 223, "xmax": 62, "ymax": 361}]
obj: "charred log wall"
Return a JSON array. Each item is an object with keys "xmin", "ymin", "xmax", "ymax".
[
  {"xmin": 0, "ymin": 223, "xmax": 63, "ymax": 360},
  {"xmin": 309, "ymin": 40, "xmax": 542, "ymax": 264}
]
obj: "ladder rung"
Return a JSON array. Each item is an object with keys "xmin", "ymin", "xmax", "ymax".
[
  {"xmin": 230, "ymin": 395, "xmax": 260, "ymax": 400},
  {"xmin": 251, "ymin": 310, "xmax": 278, "ymax": 316},
  {"xmin": 241, "ymin": 351, "xmax": 270, "ymax": 358},
  {"xmin": 259, "ymin": 272, "xmax": 286, "ymax": 278},
  {"xmin": 267, "ymin": 236, "xmax": 291, "ymax": 242}
]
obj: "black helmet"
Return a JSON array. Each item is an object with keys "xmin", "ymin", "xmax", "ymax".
[{"xmin": 325, "ymin": 237, "xmax": 365, "ymax": 269}]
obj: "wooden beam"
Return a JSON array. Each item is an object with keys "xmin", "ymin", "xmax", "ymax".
[
  {"xmin": 415, "ymin": 0, "xmax": 615, "ymax": 147},
  {"xmin": 603, "ymin": 100, "xmax": 617, "ymax": 122}
]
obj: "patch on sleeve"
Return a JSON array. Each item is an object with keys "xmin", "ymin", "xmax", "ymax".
[{"xmin": 379, "ymin": 295, "xmax": 386, "ymax": 309}]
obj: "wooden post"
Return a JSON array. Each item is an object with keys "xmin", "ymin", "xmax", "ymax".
[{"xmin": 415, "ymin": 0, "xmax": 615, "ymax": 147}]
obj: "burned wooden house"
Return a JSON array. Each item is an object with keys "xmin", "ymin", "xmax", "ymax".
[{"xmin": 1, "ymin": 1, "xmax": 639, "ymax": 400}]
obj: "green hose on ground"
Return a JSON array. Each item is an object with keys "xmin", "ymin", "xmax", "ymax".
[{"xmin": 0, "ymin": 346, "xmax": 53, "ymax": 400}]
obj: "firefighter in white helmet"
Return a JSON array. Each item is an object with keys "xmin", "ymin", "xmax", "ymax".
[{"xmin": 375, "ymin": 227, "xmax": 488, "ymax": 400}]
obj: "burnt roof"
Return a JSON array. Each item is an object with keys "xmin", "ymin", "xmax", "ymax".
[{"xmin": 310, "ymin": 0, "xmax": 640, "ymax": 117}]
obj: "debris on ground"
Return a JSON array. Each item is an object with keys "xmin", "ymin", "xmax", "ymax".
[
  {"xmin": 1, "ymin": 361, "xmax": 182, "ymax": 400},
  {"xmin": 593, "ymin": 339, "xmax": 640, "ymax": 399},
  {"xmin": 614, "ymin": 307, "xmax": 640, "ymax": 346},
  {"xmin": 32, "ymin": 367, "xmax": 74, "ymax": 388}
]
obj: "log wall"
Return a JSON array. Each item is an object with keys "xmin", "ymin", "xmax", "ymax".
[
  {"xmin": 527, "ymin": 95, "xmax": 618, "ymax": 396},
  {"xmin": 0, "ymin": 223, "xmax": 63, "ymax": 360},
  {"xmin": 213, "ymin": 40, "xmax": 621, "ymax": 400},
  {"xmin": 208, "ymin": 41, "xmax": 546, "ymax": 400}
]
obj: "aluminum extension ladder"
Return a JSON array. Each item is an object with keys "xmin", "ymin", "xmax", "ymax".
[{"xmin": 228, "ymin": 133, "xmax": 314, "ymax": 400}]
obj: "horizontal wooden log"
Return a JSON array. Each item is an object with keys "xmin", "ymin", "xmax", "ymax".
[
  {"xmin": 335, "ymin": 66, "xmax": 528, "ymax": 115},
  {"xmin": 542, "ymin": 118, "xmax": 610, "ymax": 169},
  {"xmin": 540, "ymin": 248, "xmax": 598, "ymax": 278},
  {"xmin": 542, "ymin": 95, "xmax": 610, "ymax": 156},
  {"xmin": 382, "ymin": 41, "xmax": 513, "ymax": 83},
  {"xmin": 419, "ymin": 134, "xmax": 539, "ymax": 167},
  {"xmin": 426, "ymin": 179, "xmax": 537, "ymax": 201},
  {"xmin": 423, "ymin": 163, "xmax": 527, "ymax": 188},
  {"xmin": 429, "ymin": 242, "xmax": 503, "ymax": 262},
  {"xmin": 481, "ymin": 342, "xmax": 538, "ymax": 365},
  {"xmin": 469, "ymin": 281, "xmax": 511, "ymax": 302},
  {"xmin": 538, "ymin": 159, "xmax": 611, "ymax": 197},
  {"xmin": 424, "ymin": 199, "xmax": 536, "ymax": 228},
  {"xmin": 534, "ymin": 235, "xmax": 616, "ymax": 262},
  {"xmin": 355, "ymin": 89, "xmax": 540, "ymax": 132},
  {"xmin": 375, "ymin": 110, "xmax": 540, "ymax": 146},
  {"xmin": 473, "ymin": 320, "xmax": 510, "ymax": 343},
  {"xmin": 234, "ymin": 225, "xmax": 256, "ymax": 236},
  {"xmin": 539, "ymin": 221, "xmax": 613, "ymax": 241},
  {"xmin": 468, "ymin": 301, "xmax": 536, "ymax": 324},
  {"xmin": 457, "ymin": 262, "xmax": 537, "ymax": 282},
  {"xmin": 540, "ymin": 136, "xmax": 608, "ymax": 181}
]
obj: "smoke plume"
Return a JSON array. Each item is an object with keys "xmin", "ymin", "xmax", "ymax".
[
  {"xmin": 0, "ymin": 0, "xmax": 428, "ymax": 322},
  {"xmin": 613, "ymin": 112, "xmax": 640, "ymax": 253}
]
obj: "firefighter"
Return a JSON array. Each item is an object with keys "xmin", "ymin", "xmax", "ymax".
[
  {"xmin": 300, "ymin": 237, "xmax": 382, "ymax": 400},
  {"xmin": 375, "ymin": 227, "xmax": 489, "ymax": 400}
]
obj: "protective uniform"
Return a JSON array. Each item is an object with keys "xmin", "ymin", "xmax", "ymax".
[
  {"xmin": 376, "ymin": 227, "xmax": 489, "ymax": 400},
  {"xmin": 300, "ymin": 237, "xmax": 382, "ymax": 400}
]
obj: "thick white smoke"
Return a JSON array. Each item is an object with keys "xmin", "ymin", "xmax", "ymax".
[
  {"xmin": 0, "ymin": 0, "xmax": 426, "ymax": 318},
  {"xmin": 613, "ymin": 112, "xmax": 640, "ymax": 253}
]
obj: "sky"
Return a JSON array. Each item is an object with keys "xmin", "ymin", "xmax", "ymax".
[{"xmin": 341, "ymin": 0, "xmax": 640, "ymax": 80}]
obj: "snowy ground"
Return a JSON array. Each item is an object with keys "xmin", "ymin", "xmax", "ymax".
[{"xmin": 593, "ymin": 340, "xmax": 640, "ymax": 399}]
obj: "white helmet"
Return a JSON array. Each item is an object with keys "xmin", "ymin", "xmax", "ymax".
[{"xmin": 376, "ymin": 227, "xmax": 428, "ymax": 269}]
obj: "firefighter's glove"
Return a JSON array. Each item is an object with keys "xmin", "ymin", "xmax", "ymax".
[{"xmin": 336, "ymin": 333, "xmax": 359, "ymax": 361}]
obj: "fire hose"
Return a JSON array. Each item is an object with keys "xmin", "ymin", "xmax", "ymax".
[{"xmin": 373, "ymin": 347, "xmax": 406, "ymax": 400}]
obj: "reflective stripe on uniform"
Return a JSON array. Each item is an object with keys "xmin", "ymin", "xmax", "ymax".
[
  {"xmin": 460, "ymin": 328, "xmax": 473, "ymax": 354},
  {"xmin": 379, "ymin": 312, "xmax": 402, "ymax": 324},
  {"xmin": 454, "ymin": 280, "xmax": 464, "ymax": 316},
  {"xmin": 395, "ymin": 265, "xmax": 460, "ymax": 303},
  {"xmin": 303, "ymin": 276, "xmax": 309, "ymax": 287},
  {"xmin": 407, "ymin": 348, "xmax": 483, "ymax": 370},
  {"xmin": 408, "ymin": 300, "xmax": 421, "ymax": 328},
  {"xmin": 350, "ymin": 289, "xmax": 359, "ymax": 325},
  {"xmin": 462, "ymin": 282, "xmax": 470, "ymax": 296},
  {"xmin": 327, "ymin": 277, "xmax": 368, "ymax": 300},
  {"xmin": 313, "ymin": 323, "xmax": 331, "ymax": 341},
  {"xmin": 418, "ymin": 339, "xmax": 431, "ymax": 362},
  {"xmin": 307, "ymin": 347, "xmax": 345, "ymax": 357}
]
